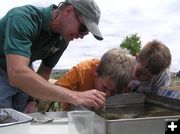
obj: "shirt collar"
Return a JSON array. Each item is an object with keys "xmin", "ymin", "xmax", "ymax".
[{"xmin": 41, "ymin": 4, "xmax": 57, "ymax": 34}]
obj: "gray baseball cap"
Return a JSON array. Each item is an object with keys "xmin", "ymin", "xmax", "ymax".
[{"xmin": 65, "ymin": 0, "xmax": 103, "ymax": 40}]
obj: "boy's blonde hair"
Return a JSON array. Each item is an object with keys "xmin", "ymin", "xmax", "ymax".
[
  {"xmin": 139, "ymin": 40, "xmax": 171, "ymax": 75},
  {"xmin": 97, "ymin": 48, "xmax": 133, "ymax": 92}
]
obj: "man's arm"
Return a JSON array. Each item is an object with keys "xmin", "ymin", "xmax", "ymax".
[
  {"xmin": 6, "ymin": 54, "xmax": 105, "ymax": 109},
  {"xmin": 24, "ymin": 62, "xmax": 52, "ymax": 113},
  {"xmin": 37, "ymin": 62, "xmax": 52, "ymax": 80}
]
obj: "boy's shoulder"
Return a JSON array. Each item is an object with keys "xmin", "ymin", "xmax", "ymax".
[
  {"xmin": 75, "ymin": 58, "xmax": 100, "ymax": 71},
  {"xmin": 77, "ymin": 58, "xmax": 100, "ymax": 67}
]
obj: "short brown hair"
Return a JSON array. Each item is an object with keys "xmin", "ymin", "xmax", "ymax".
[
  {"xmin": 97, "ymin": 48, "xmax": 133, "ymax": 92},
  {"xmin": 139, "ymin": 40, "xmax": 171, "ymax": 75}
]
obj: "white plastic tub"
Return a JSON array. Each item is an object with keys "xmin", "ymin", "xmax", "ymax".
[{"xmin": 0, "ymin": 108, "xmax": 33, "ymax": 134}]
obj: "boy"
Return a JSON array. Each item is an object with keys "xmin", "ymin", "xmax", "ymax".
[
  {"xmin": 129, "ymin": 40, "xmax": 172, "ymax": 94},
  {"xmin": 55, "ymin": 48, "xmax": 134, "ymax": 111}
]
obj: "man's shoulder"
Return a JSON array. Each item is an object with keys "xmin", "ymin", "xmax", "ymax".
[
  {"xmin": 7, "ymin": 5, "xmax": 39, "ymax": 16},
  {"xmin": 6, "ymin": 4, "xmax": 53, "ymax": 19}
]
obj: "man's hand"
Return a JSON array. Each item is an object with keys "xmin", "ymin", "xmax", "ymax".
[
  {"xmin": 24, "ymin": 101, "xmax": 38, "ymax": 113},
  {"xmin": 72, "ymin": 89, "xmax": 106, "ymax": 110}
]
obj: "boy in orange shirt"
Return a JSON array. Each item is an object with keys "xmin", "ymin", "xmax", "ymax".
[{"xmin": 55, "ymin": 48, "xmax": 134, "ymax": 111}]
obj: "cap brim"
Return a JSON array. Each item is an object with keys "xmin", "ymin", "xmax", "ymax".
[{"xmin": 82, "ymin": 16, "xmax": 103, "ymax": 40}]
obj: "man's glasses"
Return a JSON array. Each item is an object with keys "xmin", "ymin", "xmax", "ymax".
[{"xmin": 74, "ymin": 10, "xmax": 88, "ymax": 33}]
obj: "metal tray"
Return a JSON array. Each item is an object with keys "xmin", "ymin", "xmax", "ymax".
[
  {"xmin": 96, "ymin": 93, "xmax": 180, "ymax": 134},
  {"xmin": 0, "ymin": 108, "xmax": 33, "ymax": 134}
]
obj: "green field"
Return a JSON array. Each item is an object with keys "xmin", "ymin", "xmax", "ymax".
[
  {"xmin": 170, "ymin": 78, "xmax": 180, "ymax": 86},
  {"xmin": 50, "ymin": 69, "xmax": 68, "ymax": 80}
]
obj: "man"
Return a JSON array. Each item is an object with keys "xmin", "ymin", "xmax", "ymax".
[
  {"xmin": 128, "ymin": 40, "xmax": 171, "ymax": 94},
  {"xmin": 0, "ymin": 0, "xmax": 105, "ymax": 112}
]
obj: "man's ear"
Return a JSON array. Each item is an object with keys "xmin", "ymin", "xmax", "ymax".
[{"xmin": 63, "ymin": 5, "xmax": 74, "ymax": 16}]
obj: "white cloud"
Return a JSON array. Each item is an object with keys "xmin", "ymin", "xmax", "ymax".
[{"xmin": 1, "ymin": 0, "xmax": 180, "ymax": 71}]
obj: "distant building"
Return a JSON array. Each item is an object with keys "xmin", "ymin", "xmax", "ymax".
[{"xmin": 170, "ymin": 72, "xmax": 177, "ymax": 79}]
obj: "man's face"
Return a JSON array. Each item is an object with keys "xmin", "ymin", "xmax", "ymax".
[
  {"xmin": 134, "ymin": 63, "xmax": 154, "ymax": 81},
  {"xmin": 59, "ymin": 6, "xmax": 89, "ymax": 42}
]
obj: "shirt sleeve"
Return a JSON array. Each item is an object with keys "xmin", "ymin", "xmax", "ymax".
[
  {"xmin": 151, "ymin": 69, "xmax": 171, "ymax": 93},
  {"xmin": 138, "ymin": 69, "xmax": 171, "ymax": 94},
  {"xmin": 4, "ymin": 15, "xmax": 37, "ymax": 58}
]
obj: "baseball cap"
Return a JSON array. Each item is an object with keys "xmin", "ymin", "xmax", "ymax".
[{"xmin": 65, "ymin": 0, "xmax": 103, "ymax": 40}]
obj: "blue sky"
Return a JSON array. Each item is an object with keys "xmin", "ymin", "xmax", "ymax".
[{"xmin": 1, "ymin": 0, "xmax": 180, "ymax": 72}]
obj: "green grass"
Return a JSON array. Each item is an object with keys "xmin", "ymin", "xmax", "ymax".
[
  {"xmin": 38, "ymin": 69, "xmax": 69, "ymax": 112},
  {"xmin": 170, "ymin": 78, "xmax": 180, "ymax": 86},
  {"xmin": 50, "ymin": 69, "xmax": 68, "ymax": 80}
]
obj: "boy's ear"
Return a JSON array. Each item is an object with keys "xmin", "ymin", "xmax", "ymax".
[{"xmin": 135, "ymin": 53, "xmax": 140, "ymax": 62}]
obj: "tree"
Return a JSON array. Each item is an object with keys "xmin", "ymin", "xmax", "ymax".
[{"xmin": 120, "ymin": 33, "xmax": 141, "ymax": 56}]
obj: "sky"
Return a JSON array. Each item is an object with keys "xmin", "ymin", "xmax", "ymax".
[{"xmin": 1, "ymin": 0, "xmax": 180, "ymax": 72}]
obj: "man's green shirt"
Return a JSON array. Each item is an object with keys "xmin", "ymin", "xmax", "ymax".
[{"xmin": 0, "ymin": 4, "xmax": 68, "ymax": 70}]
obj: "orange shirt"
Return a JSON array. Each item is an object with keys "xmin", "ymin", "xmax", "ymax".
[{"xmin": 55, "ymin": 58, "xmax": 100, "ymax": 111}]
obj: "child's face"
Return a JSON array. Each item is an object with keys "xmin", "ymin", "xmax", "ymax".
[
  {"xmin": 94, "ymin": 76, "xmax": 117, "ymax": 97},
  {"xmin": 134, "ymin": 63, "xmax": 154, "ymax": 81}
]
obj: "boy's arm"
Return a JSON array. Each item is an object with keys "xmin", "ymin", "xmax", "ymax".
[
  {"xmin": 137, "ymin": 69, "xmax": 171, "ymax": 94},
  {"xmin": 151, "ymin": 69, "xmax": 171, "ymax": 93}
]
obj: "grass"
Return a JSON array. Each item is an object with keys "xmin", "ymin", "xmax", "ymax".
[{"xmin": 170, "ymin": 78, "xmax": 180, "ymax": 86}]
